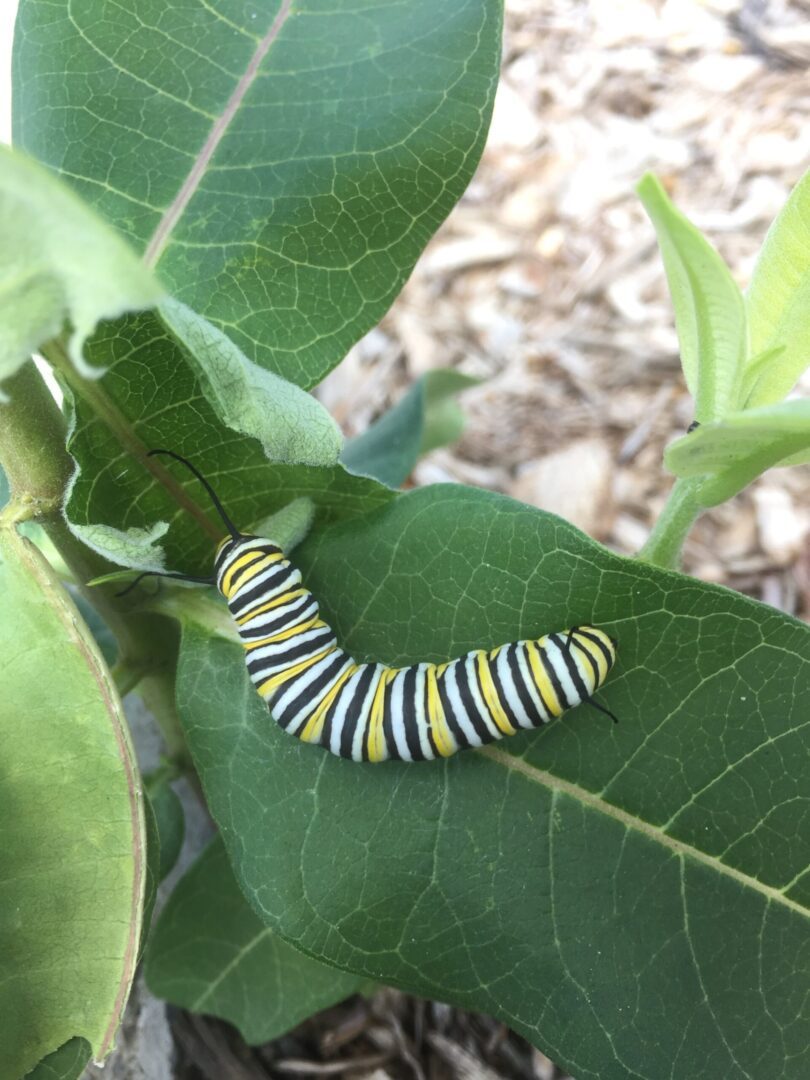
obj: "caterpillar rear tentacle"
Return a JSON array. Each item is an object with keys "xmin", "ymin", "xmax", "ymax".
[{"xmin": 125, "ymin": 451, "xmax": 619, "ymax": 763}]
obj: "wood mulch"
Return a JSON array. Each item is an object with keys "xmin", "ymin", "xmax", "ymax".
[{"xmin": 171, "ymin": 991, "xmax": 571, "ymax": 1080}]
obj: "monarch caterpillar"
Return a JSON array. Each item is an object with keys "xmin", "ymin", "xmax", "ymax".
[{"xmin": 123, "ymin": 450, "xmax": 618, "ymax": 763}]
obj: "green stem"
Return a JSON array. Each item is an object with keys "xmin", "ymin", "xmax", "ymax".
[
  {"xmin": 637, "ymin": 477, "xmax": 703, "ymax": 569},
  {"xmin": 0, "ymin": 358, "xmax": 193, "ymax": 771},
  {"xmin": 41, "ymin": 338, "xmax": 221, "ymax": 541},
  {"xmin": 0, "ymin": 362, "xmax": 73, "ymax": 520}
]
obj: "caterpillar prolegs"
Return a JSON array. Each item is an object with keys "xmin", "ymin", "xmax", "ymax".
[{"xmin": 124, "ymin": 451, "xmax": 618, "ymax": 763}]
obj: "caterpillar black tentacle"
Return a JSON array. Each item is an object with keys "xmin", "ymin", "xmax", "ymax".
[
  {"xmin": 128, "ymin": 452, "xmax": 619, "ymax": 763},
  {"xmin": 115, "ymin": 569, "xmax": 214, "ymax": 598}
]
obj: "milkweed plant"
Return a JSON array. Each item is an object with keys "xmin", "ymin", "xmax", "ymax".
[{"xmin": 1, "ymin": 2, "xmax": 809, "ymax": 1078}]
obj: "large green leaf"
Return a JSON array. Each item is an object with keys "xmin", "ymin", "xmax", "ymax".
[
  {"xmin": 665, "ymin": 400, "xmax": 810, "ymax": 505},
  {"xmin": 0, "ymin": 145, "xmax": 161, "ymax": 395},
  {"xmin": 146, "ymin": 837, "xmax": 365, "ymax": 1044},
  {"xmin": 13, "ymin": 0, "xmax": 502, "ymax": 389},
  {"xmin": 0, "ymin": 526, "xmax": 146, "ymax": 1078},
  {"xmin": 342, "ymin": 370, "xmax": 478, "ymax": 486},
  {"xmin": 60, "ymin": 312, "xmax": 394, "ymax": 574},
  {"xmin": 745, "ymin": 169, "xmax": 810, "ymax": 407},
  {"xmin": 172, "ymin": 484, "xmax": 810, "ymax": 1080},
  {"xmin": 637, "ymin": 174, "xmax": 747, "ymax": 423}
]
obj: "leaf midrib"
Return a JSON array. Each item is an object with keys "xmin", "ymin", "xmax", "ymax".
[
  {"xmin": 191, "ymin": 927, "xmax": 272, "ymax": 1011},
  {"xmin": 44, "ymin": 338, "xmax": 221, "ymax": 540},
  {"xmin": 143, "ymin": 0, "xmax": 295, "ymax": 268},
  {"xmin": 482, "ymin": 745, "xmax": 807, "ymax": 919}
]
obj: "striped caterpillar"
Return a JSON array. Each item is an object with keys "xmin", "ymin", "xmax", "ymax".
[{"xmin": 123, "ymin": 451, "xmax": 618, "ymax": 763}]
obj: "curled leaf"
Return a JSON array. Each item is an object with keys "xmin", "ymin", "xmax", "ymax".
[
  {"xmin": 665, "ymin": 399, "xmax": 810, "ymax": 504},
  {"xmin": 67, "ymin": 519, "xmax": 170, "ymax": 572},
  {"xmin": 0, "ymin": 146, "xmax": 162, "ymax": 396},
  {"xmin": 745, "ymin": 169, "xmax": 810, "ymax": 406},
  {"xmin": 159, "ymin": 300, "xmax": 343, "ymax": 467},
  {"xmin": 637, "ymin": 174, "xmax": 746, "ymax": 422}
]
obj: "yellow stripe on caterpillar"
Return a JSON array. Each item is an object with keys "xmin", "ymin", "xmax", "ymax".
[
  {"xmin": 525, "ymin": 639, "xmax": 563, "ymax": 717},
  {"xmin": 298, "ymin": 664, "xmax": 358, "ymax": 745},
  {"xmin": 243, "ymin": 616, "xmax": 326, "ymax": 650},
  {"xmin": 475, "ymin": 650, "xmax": 516, "ymax": 736},
  {"xmin": 223, "ymin": 551, "xmax": 284, "ymax": 598},
  {"xmin": 256, "ymin": 646, "xmax": 335, "ymax": 698},
  {"xmin": 426, "ymin": 665, "xmax": 455, "ymax": 757},
  {"xmin": 236, "ymin": 587, "xmax": 309, "ymax": 625},
  {"xmin": 220, "ymin": 549, "xmax": 266, "ymax": 597},
  {"xmin": 366, "ymin": 667, "xmax": 397, "ymax": 763}
]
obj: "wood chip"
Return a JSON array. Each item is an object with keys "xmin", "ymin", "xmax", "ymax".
[
  {"xmin": 511, "ymin": 439, "xmax": 615, "ymax": 539},
  {"xmin": 274, "ymin": 1053, "xmax": 391, "ymax": 1075},
  {"xmin": 753, "ymin": 486, "xmax": 810, "ymax": 565},
  {"xmin": 427, "ymin": 1033, "xmax": 507, "ymax": 1080}
]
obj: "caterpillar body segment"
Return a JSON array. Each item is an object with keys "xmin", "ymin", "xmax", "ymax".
[{"xmin": 214, "ymin": 535, "xmax": 618, "ymax": 763}]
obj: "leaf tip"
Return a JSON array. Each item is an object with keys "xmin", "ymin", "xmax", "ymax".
[{"xmin": 636, "ymin": 172, "xmax": 671, "ymax": 217}]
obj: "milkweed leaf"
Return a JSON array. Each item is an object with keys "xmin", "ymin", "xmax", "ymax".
[
  {"xmin": 174, "ymin": 484, "xmax": 810, "ymax": 1080},
  {"xmin": 745, "ymin": 169, "xmax": 810, "ymax": 406},
  {"xmin": 665, "ymin": 399, "xmax": 810, "ymax": 504},
  {"xmin": 145, "ymin": 773, "xmax": 185, "ymax": 883},
  {"xmin": 342, "ymin": 370, "xmax": 479, "ymax": 487},
  {"xmin": 0, "ymin": 146, "xmax": 161, "ymax": 397},
  {"xmin": 23, "ymin": 1038, "xmax": 91, "ymax": 1080},
  {"xmin": 0, "ymin": 528, "xmax": 145, "ymax": 1076},
  {"xmin": 637, "ymin": 174, "xmax": 746, "ymax": 422},
  {"xmin": 13, "ymin": 0, "xmax": 502, "ymax": 390},
  {"xmin": 63, "ymin": 311, "xmax": 394, "ymax": 573},
  {"xmin": 159, "ymin": 300, "xmax": 343, "ymax": 466},
  {"xmin": 146, "ymin": 837, "xmax": 365, "ymax": 1045}
]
